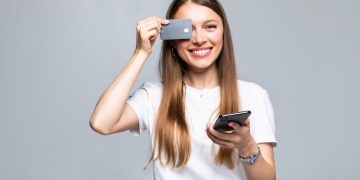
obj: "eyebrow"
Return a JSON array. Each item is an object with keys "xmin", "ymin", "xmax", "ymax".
[
  {"xmin": 202, "ymin": 19, "xmax": 219, "ymax": 24},
  {"xmin": 191, "ymin": 19, "xmax": 219, "ymax": 27}
]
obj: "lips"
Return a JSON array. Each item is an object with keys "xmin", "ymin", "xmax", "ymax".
[{"xmin": 189, "ymin": 47, "xmax": 212, "ymax": 58}]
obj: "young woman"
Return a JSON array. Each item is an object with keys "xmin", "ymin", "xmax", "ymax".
[{"xmin": 90, "ymin": 0, "xmax": 277, "ymax": 179}]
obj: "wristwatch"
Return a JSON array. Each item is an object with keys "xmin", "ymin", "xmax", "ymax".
[{"xmin": 238, "ymin": 146, "xmax": 261, "ymax": 164}]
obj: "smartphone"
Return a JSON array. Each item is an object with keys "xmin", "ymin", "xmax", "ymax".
[
  {"xmin": 160, "ymin": 19, "xmax": 192, "ymax": 40},
  {"xmin": 213, "ymin": 110, "xmax": 251, "ymax": 133}
]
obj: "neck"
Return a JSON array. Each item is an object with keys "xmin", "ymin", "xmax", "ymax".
[{"xmin": 183, "ymin": 64, "xmax": 219, "ymax": 89}]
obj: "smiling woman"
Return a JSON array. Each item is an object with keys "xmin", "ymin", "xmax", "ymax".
[
  {"xmin": 174, "ymin": 2, "xmax": 224, "ymax": 72},
  {"xmin": 89, "ymin": 0, "xmax": 277, "ymax": 180}
]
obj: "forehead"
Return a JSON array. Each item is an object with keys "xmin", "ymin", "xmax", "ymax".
[{"xmin": 174, "ymin": 2, "xmax": 222, "ymax": 23}]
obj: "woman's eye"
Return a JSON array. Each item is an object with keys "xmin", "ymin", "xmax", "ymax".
[{"xmin": 206, "ymin": 24, "xmax": 217, "ymax": 29}]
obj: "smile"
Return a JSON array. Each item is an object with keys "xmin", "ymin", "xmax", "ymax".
[{"xmin": 189, "ymin": 48, "xmax": 212, "ymax": 58}]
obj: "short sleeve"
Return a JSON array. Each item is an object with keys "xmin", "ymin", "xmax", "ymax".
[
  {"xmin": 126, "ymin": 84, "xmax": 150, "ymax": 136},
  {"xmin": 250, "ymin": 89, "xmax": 277, "ymax": 146}
]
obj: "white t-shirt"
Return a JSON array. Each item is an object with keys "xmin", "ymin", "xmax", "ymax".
[{"xmin": 127, "ymin": 80, "xmax": 277, "ymax": 180}]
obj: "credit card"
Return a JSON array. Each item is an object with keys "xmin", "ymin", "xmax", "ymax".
[{"xmin": 160, "ymin": 19, "xmax": 192, "ymax": 40}]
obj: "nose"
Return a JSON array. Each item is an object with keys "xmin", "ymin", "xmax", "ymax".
[{"xmin": 192, "ymin": 29, "xmax": 206, "ymax": 45}]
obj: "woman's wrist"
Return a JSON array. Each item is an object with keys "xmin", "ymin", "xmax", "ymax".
[
  {"xmin": 237, "ymin": 138, "xmax": 258, "ymax": 158},
  {"xmin": 133, "ymin": 49, "xmax": 151, "ymax": 61}
]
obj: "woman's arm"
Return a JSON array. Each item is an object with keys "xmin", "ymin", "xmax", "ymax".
[
  {"xmin": 89, "ymin": 17, "xmax": 169, "ymax": 135},
  {"xmin": 206, "ymin": 121, "xmax": 276, "ymax": 180}
]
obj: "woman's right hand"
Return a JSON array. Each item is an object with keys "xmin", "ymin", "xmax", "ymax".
[
  {"xmin": 135, "ymin": 16, "xmax": 169, "ymax": 55},
  {"xmin": 90, "ymin": 17, "xmax": 169, "ymax": 135}
]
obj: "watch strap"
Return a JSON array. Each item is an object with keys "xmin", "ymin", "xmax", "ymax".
[{"xmin": 238, "ymin": 146, "xmax": 261, "ymax": 164}]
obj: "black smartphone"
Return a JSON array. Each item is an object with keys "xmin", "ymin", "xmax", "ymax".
[{"xmin": 213, "ymin": 110, "xmax": 251, "ymax": 133}]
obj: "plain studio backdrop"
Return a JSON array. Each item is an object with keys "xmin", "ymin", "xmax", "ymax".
[{"xmin": 1, "ymin": 0, "xmax": 359, "ymax": 179}]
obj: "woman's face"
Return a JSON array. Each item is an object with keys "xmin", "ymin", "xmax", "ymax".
[{"xmin": 174, "ymin": 2, "xmax": 224, "ymax": 72}]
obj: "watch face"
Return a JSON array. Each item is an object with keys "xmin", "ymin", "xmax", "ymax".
[{"xmin": 248, "ymin": 156, "xmax": 257, "ymax": 164}]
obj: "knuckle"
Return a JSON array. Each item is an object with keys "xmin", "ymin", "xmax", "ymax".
[{"xmin": 137, "ymin": 20, "xmax": 143, "ymax": 26}]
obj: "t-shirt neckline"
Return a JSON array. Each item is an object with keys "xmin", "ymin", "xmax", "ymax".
[{"xmin": 184, "ymin": 83, "xmax": 220, "ymax": 98}]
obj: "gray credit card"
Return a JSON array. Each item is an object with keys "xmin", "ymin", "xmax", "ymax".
[{"xmin": 160, "ymin": 19, "xmax": 192, "ymax": 40}]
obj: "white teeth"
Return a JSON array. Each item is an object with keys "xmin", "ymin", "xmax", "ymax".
[{"xmin": 192, "ymin": 49, "xmax": 210, "ymax": 55}]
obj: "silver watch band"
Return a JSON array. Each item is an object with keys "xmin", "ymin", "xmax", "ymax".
[{"xmin": 238, "ymin": 146, "xmax": 261, "ymax": 164}]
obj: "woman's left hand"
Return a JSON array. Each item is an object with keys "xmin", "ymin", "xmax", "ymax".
[{"xmin": 205, "ymin": 119, "xmax": 258, "ymax": 157}]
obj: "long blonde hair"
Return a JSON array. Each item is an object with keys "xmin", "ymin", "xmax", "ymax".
[{"xmin": 150, "ymin": 0, "xmax": 240, "ymax": 169}]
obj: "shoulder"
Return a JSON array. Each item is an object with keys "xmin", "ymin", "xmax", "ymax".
[
  {"xmin": 137, "ymin": 81, "xmax": 163, "ymax": 97},
  {"xmin": 128, "ymin": 81, "xmax": 163, "ymax": 110},
  {"xmin": 129, "ymin": 81, "xmax": 163, "ymax": 99},
  {"xmin": 237, "ymin": 80, "xmax": 268, "ymax": 97},
  {"xmin": 142, "ymin": 81, "xmax": 163, "ymax": 90}
]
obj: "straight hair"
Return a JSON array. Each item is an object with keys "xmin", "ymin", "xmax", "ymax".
[{"xmin": 149, "ymin": 0, "xmax": 240, "ymax": 169}]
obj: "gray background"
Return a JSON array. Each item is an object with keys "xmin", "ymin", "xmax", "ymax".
[{"xmin": 1, "ymin": 0, "xmax": 359, "ymax": 179}]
